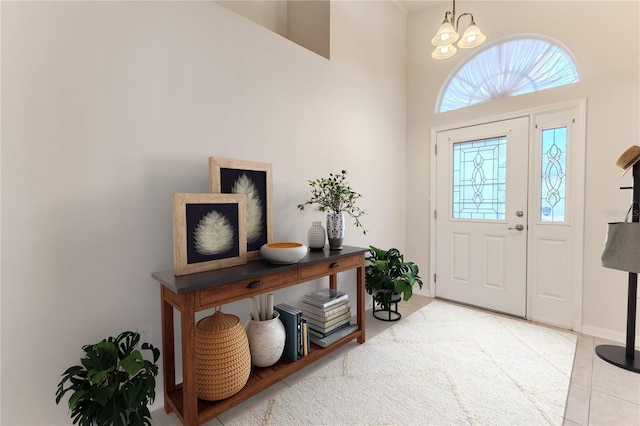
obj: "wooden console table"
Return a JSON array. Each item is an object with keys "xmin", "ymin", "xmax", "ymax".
[{"xmin": 151, "ymin": 245, "xmax": 367, "ymax": 426}]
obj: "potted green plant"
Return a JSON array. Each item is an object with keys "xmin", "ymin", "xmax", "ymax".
[
  {"xmin": 55, "ymin": 331, "xmax": 160, "ymax": 426},
  {"xmin": 297, "ymin": 170, "xmax": 367, "ymax": 250},
  {"xmin": 365, "ymin": 245, "xmax": 423, "ymax": 321}
]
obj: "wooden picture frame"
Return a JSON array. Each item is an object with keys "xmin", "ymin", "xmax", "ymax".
[
  {"xmin": 173, "ymin": 193, "xmax": 247, "ymax": 276},
  {"xmin": 209, "ymin": 157, "xmax": 273, "ymax": 261}
]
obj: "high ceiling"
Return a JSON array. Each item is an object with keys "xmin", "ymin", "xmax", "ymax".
[{"xmin": 397, "ymin": 1, "xmax": 445, "ymax": 13}]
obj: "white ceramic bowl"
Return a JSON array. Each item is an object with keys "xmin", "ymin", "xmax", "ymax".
[{"xmin": 260, "ymin": 242, "xmax": 308, "ymax": 264}]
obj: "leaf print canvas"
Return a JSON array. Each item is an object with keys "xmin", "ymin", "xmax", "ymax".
[
  {"xmin": 172, "ymin": 193, "xmax": 247, "ymax": 276},
  {"xmin": 209, "ymin": 158, "xmax": 273, "ymax": 260}
]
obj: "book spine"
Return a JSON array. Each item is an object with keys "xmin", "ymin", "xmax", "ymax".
[
  {"xmin": 304, "ymin": 311, "xmax": 351, "ymax": 329},
  {"xmin": 302, "ymin": 294, "xmax": 349, "ymax": 309},
  {"xmin": 307, "ymin": 321, "xmax": 350, "ymax": 338},
  {"xmin": 307, "ymin": 317, "xmax": 351, "ymax": 334},
  {"xmin": 308, "ymin": 324, "xmax": 359, "ymax": 348},
  {"xmin": 302, "ymin": 306, "xmax": 351, "ymax": 326},
  {"xmin": 273, "ymin": 305, "xmax": 299, "ymax": 362},
  {"xmin": 278, "ymin": 303, "xmax": 303, "ymax": 359},
  {"xmin": 296, "ymin": 310, "xmax": 302, "ymax": 359},
  {"xmin": 302, "ymin": 319, "xmax": 309, "ymax": 357},
  {"xmin": 301, "ymin": 300, "xmax": 350, "ymax": 319}
]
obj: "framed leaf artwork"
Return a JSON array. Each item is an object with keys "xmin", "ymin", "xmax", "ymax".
[
  {"xmin": 172, "ymin": 193, "xmax": 247, "ymax": 276},
  {"xmin": 209, "ymin": 157, "xmax": 273, "ymax": 261}
]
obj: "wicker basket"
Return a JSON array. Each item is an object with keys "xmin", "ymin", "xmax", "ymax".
[{"xmin": 195, "ymin": 310, "xmax": 251, "ymax": 401}]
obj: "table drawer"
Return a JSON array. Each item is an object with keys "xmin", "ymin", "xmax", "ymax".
[
  {"xmin": 198, "ymin": 269, "xmax": 299, "ymax": 307},
  {"xmin": 299, "ymin": 254, "xmax": 363, "ymax": 280}
]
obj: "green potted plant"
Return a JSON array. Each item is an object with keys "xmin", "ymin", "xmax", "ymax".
[
  {"xmin": 365, "ymin": 245, "xmax": 423, "ymax": 321},
  {"xmin": 297, "ymin": 170, "xmax": 367, "ymax": 250},
  {"xmin": 55, "ymin": 331, "xmax": 160, "ymax": 426}
]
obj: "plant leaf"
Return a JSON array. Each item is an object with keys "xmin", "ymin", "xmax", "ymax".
[
  {"xmin": 116, "ymin": 331, "xmax": 140, "ymax": 359},
  {"xmin": 120, "ymin": 351, "xmax": 143, "ymax": 376},
  {"xmin": 141, "ymin": 342, "xmax": 160, "ymax": 363},
  {"xmin": 84, "ymin": 341, "xmax": 118, "ymax": 373}
]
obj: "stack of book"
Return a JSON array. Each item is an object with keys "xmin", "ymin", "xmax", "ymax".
[
  {"xmin": 274, "ymin": 303, "xmax": 310, "ymax": 361},
  {"xmin": 302, "ymin": 288, "xmax": 358, "ymax": 348}
]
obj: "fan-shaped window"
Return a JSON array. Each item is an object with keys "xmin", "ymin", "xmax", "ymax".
[{"xmin": 437, "ymin": 35, "xmax": 580, "ymax": 113}]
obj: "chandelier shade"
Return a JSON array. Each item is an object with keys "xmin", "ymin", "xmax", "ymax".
[
  {"xmin": 430, "ymin": 1, "xmax": 486, "ymax": 59},
  {"xmin": 431, "ymin": 18, "xmax": 459, "ymax": 46},
  {"xmin": 458, "ymin": 21, "xmax": 486, "ymax": 49},
  {"xmin": 432, "ymin": 44, "xmax": 458, "ymax": 60}
]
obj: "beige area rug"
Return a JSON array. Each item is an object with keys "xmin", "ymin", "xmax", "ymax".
[{"xmin": 219, "ymin": 301, "xmax": 577, "ymax": 425}]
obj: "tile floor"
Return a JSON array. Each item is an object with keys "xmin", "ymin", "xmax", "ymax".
[{"xmin": 152, "ymin": 296, "xmax": 640, "ymax": 425}]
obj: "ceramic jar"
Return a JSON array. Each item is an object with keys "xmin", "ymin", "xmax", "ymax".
[
  {"xmin": 307, "ymin": 221, "xmax": 326, "ymax": 250},
  {"xmin": 244, "ymin": 311, "xmax": 286, "ymax": 367}
]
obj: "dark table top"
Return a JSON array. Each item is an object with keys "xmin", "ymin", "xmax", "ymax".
[{"xmin": 151, "ymin": 245, "xmax": 369, "ymax": 294}]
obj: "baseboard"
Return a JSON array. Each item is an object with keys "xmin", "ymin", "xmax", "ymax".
[
  {"xmin": 149, "ymin": 400, "xmax": 165, "ymax": 417},
  {"xmin": 580, "ymin": 324, "xmax": 640, "ymax": 351},
  {"xmin": 414, "ymin": 288, "xmax": 432, "ymax": 298}
]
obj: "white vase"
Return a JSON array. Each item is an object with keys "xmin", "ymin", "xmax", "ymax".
[
  {"xmin": 326, "ymin": 213, "xmax": 345, "ymax": 250},
  {"xmin": 307, "ymin": 221, "xmax": 326, "ymax": 250},
  {"xmin": 244, "ymin": 311, "xmax": 286, "ymax": 367}
]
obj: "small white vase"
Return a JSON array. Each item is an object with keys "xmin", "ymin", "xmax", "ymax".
[
  {"xmin": 244, "ymin": 311, "xmax": 286, "ymax": 367},
  {"xmin": 326, "ymin": 213, "xmax": 345, "ymax": 250},
  {"xmin": 307, "ymin": 221, "xmax": 326, "ymax": 250}
]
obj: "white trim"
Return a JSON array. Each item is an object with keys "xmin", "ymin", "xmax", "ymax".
[
  {"xmin": 571, "ymin": 100, "xmax": 586, "ymax": 333},
  {"xmin": 430, "ymin": 98, "xmax": 587, "ymax": 331},
  {"xmin": 0, "ymin": 0, "xmax": 4, "ymax": 417},
  {"xmin": 429, "ymin": 131, "xmax": 437, "ymax": 298}
]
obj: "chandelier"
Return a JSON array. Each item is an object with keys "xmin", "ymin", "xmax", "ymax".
[{"xmin": 431, "ymin": 0, "xmax": 486, "ymax": 60}]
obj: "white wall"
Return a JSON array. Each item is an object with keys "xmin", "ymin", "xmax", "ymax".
[
  {"xmin": 407, "ymin": 1, "xmax": 640, "ymax": 341},
  {"xmin": 0, "ymin": 1, "xmax": 407, "ymax": 424}
]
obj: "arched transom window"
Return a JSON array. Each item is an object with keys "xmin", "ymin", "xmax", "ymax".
[{"xmin": 437, "ymin": 35, "xmax": 580, "ymax": 113}]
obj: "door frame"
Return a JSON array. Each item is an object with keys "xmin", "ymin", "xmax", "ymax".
[{"xmin": 429, "ymin": 99, "xmax": 586, "ymax": 332}]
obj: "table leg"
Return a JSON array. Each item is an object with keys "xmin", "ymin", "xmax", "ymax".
[
  {"xmin": 161, "ymin": 289, "xmax": 175, "ymax": 413},
  {"xmin": 181, "ymin": 293, "xmax": 198, "ymax": 426},
  {"xmin": 356, "ymin": 264, "xmax": 366, "ymax": 343}
]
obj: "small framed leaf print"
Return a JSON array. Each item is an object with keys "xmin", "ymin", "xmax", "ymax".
[{"xmin": 172, "ymin": 193, "xmax": 247, "ymax": 276}]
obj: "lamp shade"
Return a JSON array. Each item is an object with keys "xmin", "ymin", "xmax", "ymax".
[
  {"xmin": 457, "ymin": 22, "xmax": 486, "ymax": 49},
  {"xmin": 432, "ymin": 44, "xmax": 457, "ymax": 60},
  {"xmin": 431, "ymin": 19, "xmax": 459, "ymax": 46}
]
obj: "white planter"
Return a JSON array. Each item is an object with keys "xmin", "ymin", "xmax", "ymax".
[{"xmin": 244, "ymin": 311, "xmax": 286, "ymax": 367}]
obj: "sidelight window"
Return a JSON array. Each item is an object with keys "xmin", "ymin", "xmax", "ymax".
[{"xmin": 540, "ymin": 127, "xmax": 567, "ymax": 222}]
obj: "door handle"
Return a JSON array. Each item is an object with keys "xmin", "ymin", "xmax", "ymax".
[{"xmin": 508, "ymin": 224, "xmax": 524, "ymax": 231}]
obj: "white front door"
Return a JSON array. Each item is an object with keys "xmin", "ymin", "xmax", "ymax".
[{"xmin": 435, "ymin": 117, "xmax": 530, "ymax": 317}]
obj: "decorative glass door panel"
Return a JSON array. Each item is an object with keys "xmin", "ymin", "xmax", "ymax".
[
  {"xmin": 540, "ymin": 127, "xmax": 567, "ymax": 223},
  {"xmin": 452, "ymin": 137, "xmax": 506, "ymax": 220}
]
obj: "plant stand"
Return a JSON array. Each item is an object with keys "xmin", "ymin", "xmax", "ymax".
[{"xmin": 372, "ymin": 298, "xmax": 401, "ymax": 322}]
